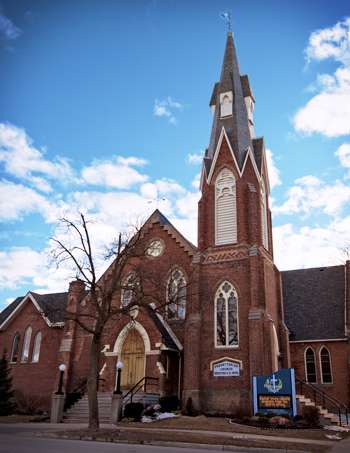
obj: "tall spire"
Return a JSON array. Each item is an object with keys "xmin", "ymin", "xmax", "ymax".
[{"xmin": 207, "ymin": 32, "xmax": 252, "ymax": 168}]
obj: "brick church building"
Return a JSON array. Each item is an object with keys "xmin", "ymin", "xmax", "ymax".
[{"xmin": 0, "ymin": 32, "xmax": 349, "ymax": 417}]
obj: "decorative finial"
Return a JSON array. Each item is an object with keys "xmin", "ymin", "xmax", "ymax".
[{"xmin": 220, "ymin": 11, "xmax": 232, "ymax": 33}]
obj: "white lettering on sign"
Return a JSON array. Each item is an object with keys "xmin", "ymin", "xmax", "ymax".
[{"xmin": 213, "ymin": 360, "xmax": 240, "ymax": 377}]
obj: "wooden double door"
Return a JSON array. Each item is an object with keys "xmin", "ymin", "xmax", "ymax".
[{"xmin": 120, "ymin": 329, "xmax": 145, "ymax": 389}]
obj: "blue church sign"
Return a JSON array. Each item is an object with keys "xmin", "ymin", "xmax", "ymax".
[{"xmin": 252, "ymin": 368, "xmax": 297, "ymax": 417}]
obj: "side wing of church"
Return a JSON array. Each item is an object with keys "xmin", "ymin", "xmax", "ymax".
[{"xmin": 0, "ymin": 32, "xmax": 349, "ymax": 417}]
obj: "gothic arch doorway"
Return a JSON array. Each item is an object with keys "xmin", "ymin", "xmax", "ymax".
[{"xmin": 120, "ymin": 328, "xmax": 145, "ymax": 389}]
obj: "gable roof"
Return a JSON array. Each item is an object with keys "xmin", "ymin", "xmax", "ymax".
[
  {"xmin": 0, "ymin": 291, "xmax": 68, "ymax": 330},
  {"xmin": 146, "ymin": 304, "xmax": 182, "ymax": 351},
  {"xmin": 282, "ymin": 265, "xmax": 346, "ymax": 341},
  {"xmin": 144, "ymin": 209, "xmax": 197, "ymax": 256}
]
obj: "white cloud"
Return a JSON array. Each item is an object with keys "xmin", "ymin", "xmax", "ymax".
[
  {"xmin": 0, "ymin": 123, "xmax": 74, "ymax": 191},
  {"xmin": 191, "ymin": 172, "xmax": 201, "ymax": 189},
  {"xmin": 294, "ymin": 68, "xmax": 350, "ymax": 137},
  {"xmin": 274, "ymin": 221, "xmax": 348, "ymax": 270},
  {"xmin": 335, "ymin": 143, "xmax": 350, "ymax": 168},
  {"xmin": 273, "ymin": 176, "xmax": 350, "ymax": 217},
  {"xmin": 153, "ymin": 97, "xmax": 183, "ymax": 125},
  {"xmin": 0, "ymin": 247, "xmax": 46, "ymax": 290},
  {"xmin": 81, "ymin": 156, "xmax": 148, "ymax": 189},
  {"xmin": 305, "ymin": 17, "xmax": 350, "ymax": 65},
  {"xmin": 0, "ymin": 12, "xmax": 21, "ymax": 41},
  {"xmin": 0, "ymin": 180, "xmax": 51, "ymax": 221},
  {"xmin": 187, "ymin": 153, "xmax": 203, "ymax": 164},
  {"xmin": 294, "ymin": 18, "xmax": 350, "ymax": 138},
  {"xmin": 266, "ymin": 149, "xmax": 281, "ymax": 189}
]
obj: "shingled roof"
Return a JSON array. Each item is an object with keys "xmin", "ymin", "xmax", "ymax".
[
  {"xmin": 0, "ymin": 292, "xmax": 68, "ymax": 328},
  {"xmin": 282, "ymin": 266, "xmax": 346, "ymax": 341},
  {"xmin": 207, "ymin": 32, "xmax": 252, "ymax": 169}
]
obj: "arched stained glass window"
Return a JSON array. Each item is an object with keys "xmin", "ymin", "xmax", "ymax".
[
  {"xmin": 215, "ymin": 168, "xmax": 237, "ymax": 246},
  {"xmin": 305, "ymin": 347, "xmax": 316, "ymax": 383},
  {"xmin": 10, "ymin": 333, "xmax": 20, "ymax": 363},
  {"xmin": 31, "ymin": 331, "xmax": 42, "ymax": 363},
  {"xmin": 166, "ymin": 268, "xmax": 187, "ymax": 320},
  {"xmin": 121, "ymin": 272, "xmax": 140, "ymax": 308},
  {"xmin": 320, "ymin": 347, "xmax": 332, "ymax": 384},
  {"xmin": 215, "ymin": 281, "xmax": 238, "ymax": 347},
  {"xmin": 21, "ymin": 326, "xmax": 32, "ymax": 362}
]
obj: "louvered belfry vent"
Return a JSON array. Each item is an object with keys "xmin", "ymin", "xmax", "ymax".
[{"xmin": 215, "ymin": 168, "xmax": 237, "ymax": 245}]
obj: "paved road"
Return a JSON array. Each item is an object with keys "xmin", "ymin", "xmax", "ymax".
[{"xmin": 0, "ymin": 424, "xmax": 297, "ymax": 453}]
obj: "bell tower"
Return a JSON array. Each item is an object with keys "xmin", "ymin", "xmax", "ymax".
[{"xmin": 183, "ymin": 31, "xmax": 290, "ymax": 415}]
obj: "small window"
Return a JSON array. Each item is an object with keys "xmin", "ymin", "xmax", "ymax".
[
  {"xmin": 121, "ymin": 272, "xmax": 140, "ymax": 307},
  {"xmin": 220, "ymin": 91, "xmax": 233, "ymax": 117},
  {"xmin": 21, "ymin": 326, "xmax": 32, "ymax": 362},
  {"xmin": 320, "ymin": 347, "xmax": 333, "ymax": 384},
  {"xmin": 305, "ymin": 347, "xmax": 316, "ymax": 383},
  {"xmin": 166, "ymin": 268, "xmax": 187, "ymax": 320},
  {"xmin": 215, "ymin": 281, "xmax": 238, "ymax": 347},
  {"xmin": 10, "ymin": 333, "xmax": 20, "ymax": 363},
  {"xmin": 31, "ymin": 331, "xmax": 42, "ymax": 363}
]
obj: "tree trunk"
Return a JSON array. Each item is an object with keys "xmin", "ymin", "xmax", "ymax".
[{"xmin": 88, "ymin": 333, "xmax": 101, "ymax": 430}]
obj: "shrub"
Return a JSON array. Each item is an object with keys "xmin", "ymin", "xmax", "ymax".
[
  {"xmin": 124, "ymin": 402, "xmax": 144, "ymax": 421},
  {"xmin": 0, "ymin": 354, "xmax": 15, "ymax": 416},
  {"xmin": 159, "ymin": 395, "xmax": 179, "ymax": 412},
  {"xmin": 302, "ymin": 405, "xmax": 320, "ymax": 427},
  {"xmin": 13, "ymin": 390, "xmax": 44, "ymax": 415}
]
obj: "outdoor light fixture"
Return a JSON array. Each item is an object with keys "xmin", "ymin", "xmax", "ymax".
[
  {"xmin": 56, "ymin": 363, "xmax": 66, "ymax": 395},
  {"xmin": 114, "ymin": 360, "xmax": 123, "ymax": 394}
]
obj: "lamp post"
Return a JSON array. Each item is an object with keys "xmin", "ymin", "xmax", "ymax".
[
  {"xmin": 114, "ymin": 361, "xmax": 123, "ymax": 394},
  {"xmin": 56, "ymin": 364, "xmax": 66, "ymax": 395}
]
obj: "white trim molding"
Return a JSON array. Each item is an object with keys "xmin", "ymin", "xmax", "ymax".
[
  {"xmin": 113, "ymin": 320, "xmax": 151, "ymax": 354},
  {"xmin": 290, "ymin": 338, "xmax": 347, "ymax": 344}
]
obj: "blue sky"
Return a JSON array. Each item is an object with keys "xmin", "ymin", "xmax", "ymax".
[{"xmin": 1, "ymin": 0, "xmax": 350, "ymax": 308}]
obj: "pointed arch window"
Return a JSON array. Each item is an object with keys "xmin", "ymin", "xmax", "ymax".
[
  {"xmin": 320, "ymin": 347, "xmax": 333, "ymax": 384},
  {"xmin": 215, "ymin": 281, "xmax": 238, "ymax": 347},
  {"xmin": 31, "ymin": 331, "xmax": 42, "ymax": 363},
  {"xmin": 261, "ymin": 181, "xmax": 269, "ymax": 250},
  {"xmin": 305, "ymin": 347, "xmax": 316, "ymax": 383},
  {"xmin": 21, "ymin": 326, "xmax": 32, "ymax": 362},
  {"xmin": 215, "ymin": 168, "xmax": 237, "ymax": 245},
  {"xmin": 166, "ymin": 268, "xmax": 187, "ymax": 320},
  {"xmin": 121, "ymin": 272, "xmax": 140, "ymax": 308},
  {"xmin": 10, "ymin": 333, "xmax": 20, "ymax": 363}
]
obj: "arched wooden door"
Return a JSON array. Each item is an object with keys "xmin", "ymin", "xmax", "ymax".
[{"xmin": 120, "ymin": 329, "xmax": 145, "ymax": 389}]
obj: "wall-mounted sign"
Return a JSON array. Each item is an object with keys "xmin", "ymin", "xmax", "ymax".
[
  {"xmin": 252, "ymin": 368, "xmax": 297, "ymax": 417},
  {"xmin": 213, "ymin": 360, "xmax": 240, "ymax": 377}
]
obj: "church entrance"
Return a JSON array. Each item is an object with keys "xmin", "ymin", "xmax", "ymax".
[{"xmin": 120, "ymin": 328, "xmax": 145, "ymax": 389}]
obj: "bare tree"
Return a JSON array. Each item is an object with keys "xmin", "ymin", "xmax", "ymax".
[{"xmin": 51, "ymin": 213, "xmax": 188, "ymax": 429}]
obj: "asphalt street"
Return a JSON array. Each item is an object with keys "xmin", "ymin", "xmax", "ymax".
[{"xmin": 0, "ymin": 424, "xmax": 296, "ymax": 453}]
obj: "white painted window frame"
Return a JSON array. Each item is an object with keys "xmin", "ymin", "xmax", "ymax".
[
  {"xmin": 214, "ymin": 281, "xmax": 239, "ymax": 349},
  {"xmin": 31, "ymin": 331, "xmax": 42, "ymax": 363},
  {"xmin": 319, "ymin": 346, "xmax": 333, "ymax": 384},
  {"xmin": 21, "ymin": 326, "xmax": 32, "ymax": 363},
  {"xmin": 304, "ymin": 346, "xmax": 317, "ymax": 384}
]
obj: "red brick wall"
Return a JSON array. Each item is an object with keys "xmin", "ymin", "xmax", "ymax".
[
  {"xmin": 290, "ymin": 341, "xmax": 349, "ymax": 406},
  {"xmin": 0, "ymin": 299, "xmax": 63, "ymax": 411}
]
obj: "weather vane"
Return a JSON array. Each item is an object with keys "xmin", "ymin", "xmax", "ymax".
[{"xmin": 220, "ymin": 11, "xmax": 232, "ymax": 32}]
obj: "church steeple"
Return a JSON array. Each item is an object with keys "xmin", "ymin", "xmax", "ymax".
[{"xmin": 207, "ymin": 32, "xmax": 253, "ymax": 169}]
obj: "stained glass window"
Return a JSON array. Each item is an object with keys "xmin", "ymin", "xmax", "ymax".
[
  {"xmin": 166, "ymin": 269, "xmax": 186, "ymax": 320},
  {"xmin": 215, "ymin": 281, "xmax": 238, "ymax": 347}
]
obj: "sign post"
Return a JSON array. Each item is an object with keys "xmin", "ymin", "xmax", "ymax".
[{"xmin": 252, "ymin": 368, "xmax": 297, "ymax": 417}]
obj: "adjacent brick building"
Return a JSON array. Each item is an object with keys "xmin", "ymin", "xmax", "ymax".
[{"xmin": 1, "ymin": 32, "xmax": 349, "ymax": 415}]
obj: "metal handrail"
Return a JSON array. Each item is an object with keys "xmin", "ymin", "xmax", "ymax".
[
  {"xmin": 122, "ymin": 376, "xmax": 159, "ymax": 405},
  {"xmin": 296, "ymin": 377, "xmax": 349, "ymax": 426}
]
